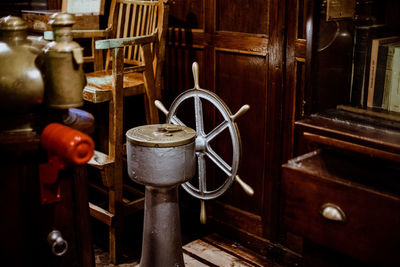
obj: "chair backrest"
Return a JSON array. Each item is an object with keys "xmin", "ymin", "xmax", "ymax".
[{"xmin": 105, "ymin": 0, "xmax": 168, "ymax": 72}]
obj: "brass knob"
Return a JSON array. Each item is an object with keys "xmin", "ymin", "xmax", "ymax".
[
  {"xmin": 200, "ymin": 200, "xmax": 206, "ymax": 224},
  {"xmin": 235, "ymin": 175, "xmax": 254, "ymax": 196},
  {"xmin": 154, "ymin": 100, "xmax": 169, "ymax": 116},
  {"xmin": 320, "ymin": 203, "xmax": 346, "ymax": 223}
]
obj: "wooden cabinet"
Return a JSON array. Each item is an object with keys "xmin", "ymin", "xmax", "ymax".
[
  {"xmin": 282, "ymin": 0, "xmax": 400, "ymax": 265},
  {"xmin": 0, "ymin": 134, "xmax": 94, "ymax": 267},
  {"xmin": 282, "ymin": 149, "xmax": 400, "ymax": 266}
]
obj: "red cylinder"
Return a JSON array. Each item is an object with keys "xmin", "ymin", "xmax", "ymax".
[{"xmin": 41, "ymin": 123, "xmax": 94, "ymax": 165}]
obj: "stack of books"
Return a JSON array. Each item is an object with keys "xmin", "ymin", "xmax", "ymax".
[
  {"xmin": 350, "ymin": 24, "xmax": 400, "ymax": 112},
  {"xmin": 367, "ymin": 37, "xmax": 400, "ymax": 112}
]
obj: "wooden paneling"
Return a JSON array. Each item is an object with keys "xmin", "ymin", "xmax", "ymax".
[
  {"xmin": 215, "ymin": 51, "xmax": 267, "ymax": 216},
  {"xmin": 283, "ymin": 0, "xmax": 308, "ymax": 164},
  {"xmin": 263, "ymin": 0, "xmax": 286, "ymax": 240},
  {"xmin": 168, "ymin": 0, "xmax": 204, "ymax": 30},
  {"xmin": 164, "ymin": 46, "xmax": 206, "ymax": 103},
  {"xmin": 216, "ymin": 0, "xmax": 269, "ymax": 35},
  {"xmin": 166, "ymin": 0, "xmax": 281, "ymax": 244}
]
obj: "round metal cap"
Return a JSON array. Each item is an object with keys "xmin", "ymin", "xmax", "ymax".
[
  {"xmin": 126, "ymin": 124, "xmax": 196, "ymax": 148},
  {"xmin": 49, "ymin": 12, "xmax": 76, "ymax": 26},
  {"xmin": 0, "ymin": 16, "xmax": 27, "ymax": 31}
]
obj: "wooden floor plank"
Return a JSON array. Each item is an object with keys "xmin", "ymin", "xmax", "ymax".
[
  {"xmin": 184, "ymin": 253, "xmax": 210, "ymax": 267},
  {"xmin": 96, "ymin": 234, "xmax": 276, "ymax": 266},
  {"xmin": 132, "ymin": 253, "xmax": 210, "ymax": 267},
  {"xmin": 183, "ymin": 239, "xmax": 255, "ymax": 267},
  {"xmin": 203, "ymin": 233, "xmax": 272, "ymax": 267}
]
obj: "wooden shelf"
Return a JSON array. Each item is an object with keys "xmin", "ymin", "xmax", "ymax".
[{"xmin": 295, "ymin": 109, "xmax": 400, "ymax": 156}]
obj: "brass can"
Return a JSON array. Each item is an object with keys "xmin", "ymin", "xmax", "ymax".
[
  {"xmin": 0, "ymin": 16, "xmax": 45, "ymax": 132},
  {"xmin": 43, "ymin": 12, "xmax": 86, "ymax": 109}
]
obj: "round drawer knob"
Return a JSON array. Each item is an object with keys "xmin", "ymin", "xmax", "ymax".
[
  {"xmin": 320, "ymin": 203, "xmax": 346, "ymax": 223},
  {"xmin": 47, "ymin": 230, "xmax": 68, "ymax": 256}
]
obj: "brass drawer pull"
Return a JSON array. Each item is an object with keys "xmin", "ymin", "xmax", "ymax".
[{"xmin": 320, "ymin": 203, "xmax": 346, "ymax": 223}]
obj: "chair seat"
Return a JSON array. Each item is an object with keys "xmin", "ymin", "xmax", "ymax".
[{"xmin": 83, "ymin": 70, "xmax": 146, "ymax": 103}]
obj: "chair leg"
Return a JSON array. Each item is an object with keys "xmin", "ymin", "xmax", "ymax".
[
  {"xmin": 90, "ymin": 166, "xmax": 123, "ymax": 264},
  {"xmin": 142, "ymin": 86, "xmax": 159, "ymax": 125},
  {"xmin": 143, "ymin": 94, "xmax": 153, "ymax": 125},
  {"xmin": 108, "ymin": 163, "xmax": 124, "ymax": 264},
  {"xmin": 108, "ymin": 187, "xmax": 122, "ymax": 264},
  {"xmin": 141, "ymin": 43, "xmax": 159, "ymax": 124}
]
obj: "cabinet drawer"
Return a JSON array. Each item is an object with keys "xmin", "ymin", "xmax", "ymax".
[{"xmin": 282, "ymin": 150, "xmax": 400, "ymax": 265}]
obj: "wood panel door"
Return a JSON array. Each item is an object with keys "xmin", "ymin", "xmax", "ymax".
[{"xmin": 164, "ymin": 0, "xmax": 286, "ymax": 245}]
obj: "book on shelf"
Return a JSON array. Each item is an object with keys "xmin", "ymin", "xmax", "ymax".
[
  {"xmin": 381, "ymin": 44, "xmax": 397, "ymax": 110},
  {"xmin": 350, "ymin": 24, "xmax": 393, "ymax": 107},
  {"xmin": 370, "ymin": 41, "xmax": 400, "ymax": 109},
  {"xmin": 387, "ymin": 46, "xmax": 400, "ymax": 112},
  {"xmin": 366, "ymin": 36, "xmax": 400, "ymax": 108}
]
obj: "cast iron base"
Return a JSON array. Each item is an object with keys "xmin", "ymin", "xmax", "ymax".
[{"xmin": 140, "ymin": 185, "xmax": 184, "ymax": 267}]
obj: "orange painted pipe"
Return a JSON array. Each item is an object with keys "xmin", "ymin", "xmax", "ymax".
[{"xmin": 41, "ymin": 123, "xmax": 94, "ymax": 166}]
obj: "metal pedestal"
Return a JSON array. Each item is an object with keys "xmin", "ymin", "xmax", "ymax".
[
  {"xmin": 140, "ymin": 186, "xmax": 184, "ymax": 267},
  {"xmin": 126, "ymin": 63, "xmax": 253, "ymax": 267},
  {"xmin": 126, "ymin": 124, "xmax": 196, "ymax": 267}
]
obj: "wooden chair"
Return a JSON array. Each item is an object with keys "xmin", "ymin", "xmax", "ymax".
[{"xmin": 76, "ymin": 0, "xmax": 169, "ymax": 263}]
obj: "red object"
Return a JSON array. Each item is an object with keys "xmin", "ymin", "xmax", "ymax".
[{"xmin": 39, "ymin": 123, "xmax": 94, "ymax": 204}]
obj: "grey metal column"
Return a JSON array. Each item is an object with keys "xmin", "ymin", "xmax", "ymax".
[
  {"xmin": 126, "ymin": 124, "xmax": 196, "ymax": 267},
  {"xmin": 140, "ymin": 186, "xmax": 183, "ymax": 267}
]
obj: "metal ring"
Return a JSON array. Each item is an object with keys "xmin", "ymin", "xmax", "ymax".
[
  {"xmin": 48, "ymin": 230, "xmax": 69, "ymax": 256},
  {"xmin": 51, "ymin": 237, "xmax": 68, "ymax": 256},
  {"xmin": 167, "ymin": 88, "xmax": 242, "ymax": 200}
]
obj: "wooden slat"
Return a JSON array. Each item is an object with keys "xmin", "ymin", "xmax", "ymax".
[
  {"xmin": 123, "ymin": 3, "xmax": 132, "ymax": 57},
  {"xmin": 338, "ymin": 105, "xmax": 400, "ymax": 122},
  {"xmin": 122, "ymin": 198, "xmax": 145, "ymax": 216},
  {"xmin": 183, "ymin": 239, "xmax": 254, "ymax": 267},
  {"xmin": 123, "ymin": 184, "xmax": 145, "ymax": 197},
  {"xmin": 123, "ymin": 3, "xmax": 131, "ymax": 39},
  {"xmin": 135, "ymin": 252, "xmax": 218, "ymax": 266},
  {"xmin": 116, "ymin": 2, "xmax": 124, "ymax": 38},
  {"xmin": 118, "ymin": 0, "xmax": 160, "ymax": 5},
  {"xmin": 83, "ymin": 71, "xmax": 146, "ymax": 103},
  {"xmin": 303, "ymin": 132, "xmax": 400, "ymax": 163},
  {"xmin": 183, "ymin": 253, "xmax": 210, "ymax": 267},
  {"xmin": 128, "ymin": 3, "xmax": 138, "ymax": 60},
  {"xmin": 83, "ymin": 84, "xmax": 146, "ymax": 103},
  {"xmin": 89, "ymin": 202, "xmax": 114, "ymax": 226},
  {"xmin": 134, "ymin": 5, "xmax": 143, "ymax": 60},
  {"xmin": 83, "ymin": 85, "xmax": 112, "ymax": 103},
  {"xmin": 295, "ymin": 38, "xmax": 306, "ymax": 59},
  {"xmin": 296, "ymin": 114, "xmax": 400, "ymax": 154},
  {"xmin": 203, "ymin": 233, "xmax": 269, "ymax": 267},
  {"xmin": 124, "ymin": 65, "xmax": 146, "ymax": 74},
  {"xmin": 95, "ymin": 34, "xmax": 157, "ymax": 49},
  {"xmin": 87, "ymin": 150, "xmax": 114, "ymax": 169}
]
